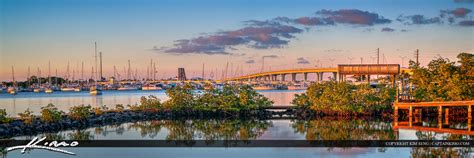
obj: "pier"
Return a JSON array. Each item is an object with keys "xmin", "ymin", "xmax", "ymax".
[{"xmin": 393, "ymin": 101, "xmax": 474, "ymax": 135}]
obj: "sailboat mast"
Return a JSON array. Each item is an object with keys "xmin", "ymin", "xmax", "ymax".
[
  {"xmin": 94, "ymin": 42, "xmax": 98, "ymax": 82},
  {"xmin": 48, "ymin": 61, "xmax": 51, "ymax": 84},
  {"xmin": 27, "ymin": 66, "xmax": 30, "ymax": 87},
  {"xmin": 11, "ymin": 66, "xmax": 15, "ymax": 87},
  {"xmin": 99, "ymin": 52, "xmax": 103, "ymax": 81}
]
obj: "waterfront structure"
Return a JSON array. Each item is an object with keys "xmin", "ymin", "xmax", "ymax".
[
  {"xmin": 178, "ymin": 68, "xmax": 186, "ymax": 81},
  {"xmin": 224, "ymin": 64, "xmax": 409, "ymax": 83}
]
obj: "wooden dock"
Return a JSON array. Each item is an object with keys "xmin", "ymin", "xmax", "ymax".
[
  {"xmin": 393, "ymin": 100, "xmax": 474, "ymax": 119},
  {"xmin": 393, "ymin": 100, "xmax": 474, "ymax": 135}
]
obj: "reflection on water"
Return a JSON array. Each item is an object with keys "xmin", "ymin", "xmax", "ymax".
[
  {"xmin": 7, "ymin": 118, "xmax": 474, "ymax": 158},
  {"xmin": 0, "ymin": 90, "xmax": 303, "ymax": 115},
  {"xmin": 292, "ymin": 119, "xmax": 396, "ymax": 140}
]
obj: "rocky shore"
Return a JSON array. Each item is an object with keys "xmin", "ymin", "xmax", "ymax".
[{"xmin": 0, "ymin": 109, "xmax": 299, "ymax": 139}]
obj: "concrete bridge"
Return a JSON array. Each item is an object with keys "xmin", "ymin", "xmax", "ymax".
[{"xmin": 224, "ymin": 64, "xmax": 411, "ymax": 83}]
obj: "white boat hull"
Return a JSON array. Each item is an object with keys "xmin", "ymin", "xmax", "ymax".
[
  {"xmin": 142, "ymin": 86, "xmax": 162, "ymax": 91},
  {"xmin": 253, "ymin": 86, "xmax": 275, "ymax": 90}
]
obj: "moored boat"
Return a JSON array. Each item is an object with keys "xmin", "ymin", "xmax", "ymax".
[{"xmin": 141, "ymin": 84, "xmax": 162, "ymax": 91}]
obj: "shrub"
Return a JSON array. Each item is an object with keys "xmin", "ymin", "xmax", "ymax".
[
  {"xmin": 163, "ymin": 84, "xmax": 195, "ymax": 110},
  {"xmin": 140, "ymin": 95, "xmax": 162, "ymax": 110},
  {"xmin": 0, "ymin": 109, "xmax": 12, "ymax": 124},
  {"xmin": 69, "ymin": 105, "xmax": 92, "ymax": 120},
  {"xmin": 92, "ymin": 105, "xmax": 108, "ymax": 115},
  {"xmin": 18, "ymin": 108, "xmax": 35, "ymax": 125},
  {"xmin": 292, "ymin": 81, "xmax": 396, "ymax": 115},
  {"xmin": 40, "ymin": 103, "xmax": 63, "ymax": 123},
  {"xmin": 114, "ymin": 104, "xmax": 124, "ymax": 112}
]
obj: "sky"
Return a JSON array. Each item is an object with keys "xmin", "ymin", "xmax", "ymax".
[{"xmin": 1, "ymin": 0, "xmax": 473, "ymax": 81}]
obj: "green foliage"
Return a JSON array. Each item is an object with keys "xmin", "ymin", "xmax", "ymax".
[
  {"xmin": 69, "ymin": 105, "xmax": 92, "ymax": 120},
  {"xmin": 409, "ymin": 53, "xmax": 473, "ymax": 101},
  {"xmin": 163, "ymin": 84, "xmax": 195, "ymax": 110},
  {"xmin": 134, "ymin": 95, "xmax": 162, "ymax": 111},
  {"xmin": 292, "ymin": 81, "xmax": 395, "ymax": 115},
  {"xmin": 162, "ymin": 84, "xmax": 273, "ymax": 112},
  {"xmin": 92, "ymin": 105, "xmax": 108, "ymax": 115},
  {"xmin": 0, "ymin": 109, "xmax": 12, "ymax": 124},
  {"xmin": 18, "ymin": 108, "xmax": 35, "ymax": 125},
  {"xmin": 40, "ymin": 103, "xmax": 63, "ymax": 123},
  {"xmin": 114, "ymin": 104, "xmax": 124, "ymax": 112}
]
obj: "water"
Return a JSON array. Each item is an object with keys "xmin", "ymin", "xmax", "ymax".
[
  {"xmin": 1, "ymin": 90, "xmax": 473, "ymax": 157},
  {"xmin": 0, "ymin": 90, "xmax": 304, "ymax": 115},
  {"xmin": 6, "ymin": 119, "xmax": 473, "ymax": 158}
]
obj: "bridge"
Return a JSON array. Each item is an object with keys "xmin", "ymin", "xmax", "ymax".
[{"xmin": 224, "ymin": 64, "xmax": 412, "ymax": 83}]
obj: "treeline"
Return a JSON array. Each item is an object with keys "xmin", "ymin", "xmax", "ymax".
[
  {"xmin": 408, "ymin": 52, "xmax": 473, "ymax": 101},
  {"xmin": 292, "ymin": 81, "xmax": 396, "ymax": 116}
]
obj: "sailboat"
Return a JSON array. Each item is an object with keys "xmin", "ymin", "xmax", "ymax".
[
  {"xmin": 8, "ymin": 66, "xmax": 18, "ymax": 95},
  {"xmin": 90, "ymin": 42, "xmax": 102, "ymax": 95}
]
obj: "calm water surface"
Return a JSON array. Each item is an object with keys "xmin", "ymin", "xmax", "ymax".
[
  {"xmin": 0, "ymin": 90, "xmax": 303, "ymax": 115},
  {"xmin": 6, "ymin": 119, "xmax": 473, "ymax": 158},
  {"xmin": 1, "ymin": 90, "xmax": 473, "ymax": 158}
]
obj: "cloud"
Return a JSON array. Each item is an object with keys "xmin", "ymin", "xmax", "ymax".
[
  {"xmin": 315, "ymin": 9, "xmax": 392, "ymax": 26},
  {"xmin": 441, "ymin": 8, "xmax": 472, "ymax": 18},
  {"xmin": 459, "ymin": 20, "xmax": 474, "ymax": 26},
  {"xmin": 157, "ymin": 9, "xmax": 392, "ymax": 55},
  {"xmin": 262, "ymin": 55, "xmax": 279, "ymax": 58},
  {"xmin": 297, "ymin": 57, "xmax": 310, "ymax": 64},
  {"xmin": 453, "ymin": 0, "xmax": 474, "ymax": 3},
  {"xmin": 245, "ymin": 59, "xmax": 255, "ymax": 64},
  {"xmin": 161, "ymin": 24, "xmax": 303, "ymax": 55},
  {"xmin": 396, "ymin": 14, "xmax": 442, "ymax": 25},
  {"xmin": 401, "ymin": 29, "xmax": 409, "ymax": 32},
  {"xmin": 381, "ymin": 27, "xmax": 395, "ymax": 32}
]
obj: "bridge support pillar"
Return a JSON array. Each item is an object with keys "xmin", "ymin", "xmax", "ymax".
[
  {"xmin": 316, "ymin": 73, "xmax": 320, "ymax": 83},
  {"xmin": 281, "ymin": 74, "xmax": 286, "ymax": 81},
  {"xmin": 320, "ymin": 72, "xmax": 324, "ymax": 82},
  {"xmin": 304, "ymin": 73, "xmax": 308, "ymax": 82},
  {"xmin": 332, "ymin": 72, "xmax": 337, "ymax": 81},
  {"xmin": 291, "ymin": 73, "xmax": 296, "ymax": 82},
  {"xmin": 367, "ymin": 75, "xmax": 371, "ymax": 84}
]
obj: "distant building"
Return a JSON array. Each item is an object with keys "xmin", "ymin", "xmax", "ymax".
[{"xmin": 178, "ymin": 68, "xmax": 186, "ymax": 81}]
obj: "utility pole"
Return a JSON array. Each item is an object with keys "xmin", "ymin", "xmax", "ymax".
[
  {"xmin": 348, "ymin": 57, "xmax": 354, "ymax": 64},
  {"xmin": 399, "ymin": 56, "xmax": 407, "ymax": 68},
  {"xmin": 329, "ymin": 58, "xmax": 335, "ymax": 67},
  {"xmin": 360, "ymin": 57, "xmax": 363, "ymax": 64},
  {"xmin": 377, "ymin": 48, "xmax": 380, "ymax": 64}
]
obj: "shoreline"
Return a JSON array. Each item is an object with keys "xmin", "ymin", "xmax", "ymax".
[{"xmin": 2, "ymin": 107, "xmax": 470, "ymax": 139}]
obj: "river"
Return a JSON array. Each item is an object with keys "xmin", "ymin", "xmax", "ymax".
[{"xmin": 1, "ymin": 90, "xmax": 473, "ymax": 158}]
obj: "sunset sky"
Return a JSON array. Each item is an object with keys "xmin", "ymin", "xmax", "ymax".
[{"xmin": 1, "ymin": 0, "xmax": 473, "ymax": 81}]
